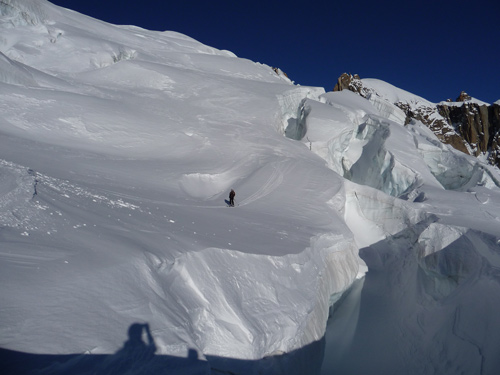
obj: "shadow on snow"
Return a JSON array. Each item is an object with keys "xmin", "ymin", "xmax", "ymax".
[
  {"xmin": 322, "ymin": 215, "xmax": 500, "ymax": 375},
  {"xmin": 1, "ymin": 323, "xmax": 325, "ymax": 375}
]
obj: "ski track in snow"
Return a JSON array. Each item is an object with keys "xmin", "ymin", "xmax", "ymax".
[{"xmin": 37, "ymin": 172, "xmax": 141, "ymax": 212}]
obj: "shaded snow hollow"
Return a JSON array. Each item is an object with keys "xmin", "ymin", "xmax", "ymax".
[{"xmin": 0, "ymin": 1, "xmax": 500, "ymax": 375}]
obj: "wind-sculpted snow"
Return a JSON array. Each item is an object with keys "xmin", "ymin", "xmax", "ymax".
[
  {"xmin": 157, "ymin": 233, "xmax": 359, "ymax": 359},
  {"xmin": 0, "ymin": 52, "xmax": 38, "ymax": 86},
  {"xmin": 365, "ymin": 92, "xmax": 407, "ymax": 125},
  {"xmin": 0, "ymin": 2, "xmax": 364, "ymax": 373},
  {"xmin": 1, "ymin": 1, "xmax": 500, "ymax": 374}
]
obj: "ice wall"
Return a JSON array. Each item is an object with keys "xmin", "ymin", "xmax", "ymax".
[
  {"xmin": 413, "ymin": 225, "xmax": 500, "ymax": 373},
  {"xmin": 276, "ymin": 87, "xmax": 324, "ymax": 137},
  {"xmin": 158, "ymin": 232, "xmax": 360, "ymax": 359},
  {"xmin": 413, "ymin": 132, "xmax": 500, "ymax": 191},
  {"xmin": 325, "ymin": 216, "xmax": 500, "ymax": 375},
  {"xmin": 289, "ymin": 91, "xmax": 500, "ymax": 201},
  {"xmin": 341, "ymin": 116, "xmax": 421, "ymax": 197},
  {"xmin": 284, "ymin": 92, "xmax": 425, "ymax": 199},
  {"xmin": 342, "ymin": 180, "xmax": 428, "ymax": 248}
]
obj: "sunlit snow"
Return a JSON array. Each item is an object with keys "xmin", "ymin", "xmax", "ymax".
[{"xmin": 1, "ymin": 1, "xmax": 499, "ymax": 375}]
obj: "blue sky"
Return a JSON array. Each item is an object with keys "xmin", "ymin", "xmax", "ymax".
[{"xmin": 50, "ymin": 0, "xmax": 499, "ymax": 103}]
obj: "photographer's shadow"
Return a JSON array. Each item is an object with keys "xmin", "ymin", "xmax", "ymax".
[
  {"xmin": 1, "ymin": 322, "xmax": 206, "ymax": 375},
  {"xmin": 98, "ymin": 323, "xmax": 208, "ymax": 375},
  {"xmin": 1, "ymin": 322, "xmax": 325, "ymax": 374},
  {"xmin": 98, "ymin": 323, "xmax": 157, "ymax": 374}
]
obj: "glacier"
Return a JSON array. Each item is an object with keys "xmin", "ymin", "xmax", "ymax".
[
  {"xmin": 296, "ymin": 76, "xmax": 500, "ymax": 375},
  {"xmin": 1, "ymin": 1, "xmax": 500, "ymax": 375}
]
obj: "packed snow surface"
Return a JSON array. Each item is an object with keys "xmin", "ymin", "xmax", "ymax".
[{"xmin": 1, "ymin": 1, "xmax": 500, "ymax": 374}]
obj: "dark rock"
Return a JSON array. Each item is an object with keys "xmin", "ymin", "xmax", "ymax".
[
  {"xmin": 333, "ymin": 73, "xmax": 362, "ymax": 94},
  {"xmin": 456, "ymin": 91, "xmax": 472, "ymax": 102}
]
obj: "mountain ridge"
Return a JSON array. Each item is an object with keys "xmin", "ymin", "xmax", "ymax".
[{"xmin": 333, "ymin": 73, "xmax": 500, "ymax": 168}]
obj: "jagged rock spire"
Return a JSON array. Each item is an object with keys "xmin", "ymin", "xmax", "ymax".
[
  {"xmin": 333, "ymin": 73, "xmax": 361, "ymax": 92},
  {"xmin": 456, "ymin": 91, "xmax": 472, "ymax": 102}
]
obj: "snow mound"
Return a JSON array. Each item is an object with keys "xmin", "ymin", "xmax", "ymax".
[
  {"xmin": 361, "ymin": 78, "xmax": 434, "ymax": 106},
  {"xmin": 179, "ymin": 172, "xmax": 232, "ymax": 200}
]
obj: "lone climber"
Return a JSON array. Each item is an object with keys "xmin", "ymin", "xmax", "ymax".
[{"xmin": 229, "ymin": 189, "xmax": 235, "ymax": 207}]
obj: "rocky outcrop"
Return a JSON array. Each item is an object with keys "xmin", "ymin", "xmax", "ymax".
[
  {"xmin": 333, "ymin": 73, "xmax": 500, "ymax": 168},
  {"xmin": 435, "ymin": 93, "xmax": 500, "ymax": 167},
  {"xmin": 489, "ymin": 104, "xmax": 500, "ymax": 166},
  {"xmin": 272, "ymin": 67, "xmax": 288, "ymax": 78},
  {"xmin": 333, "ymin": 73, "xmax": 362, "ymax": 93}
]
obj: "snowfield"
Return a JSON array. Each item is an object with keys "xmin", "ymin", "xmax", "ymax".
[{"xmin": 1, "ymin": 1, "xmax": 499, "ymax": 374}]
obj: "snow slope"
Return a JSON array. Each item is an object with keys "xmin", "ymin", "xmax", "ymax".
[
  {"xmin": 1, "ymin": 1, "xmax": 500, "ymax": 374},
  {"xmin": 0, "ymin": 1, "xmax": 356, "ymax": 373}
]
